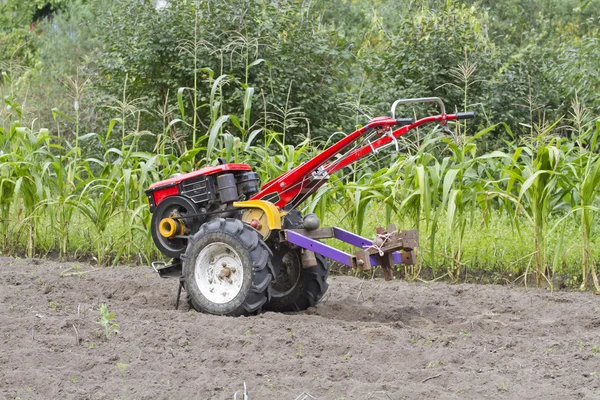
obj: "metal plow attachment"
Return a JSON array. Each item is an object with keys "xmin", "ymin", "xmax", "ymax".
[
  {"xmin": 354, "ymin": 224, "xmax": 418, "ymax": 280},
  {"xmin": 280, "ymin": 223, "xmax": 418, "ymax": 280}
]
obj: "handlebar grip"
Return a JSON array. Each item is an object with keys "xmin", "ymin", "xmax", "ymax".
[
  {"xmin": 396, "ymin": 118, "xmax": 415, "ymax": 126},
  {"xmin": 456, "ymin": 112, "xmax": 476, "ymax": 120}
]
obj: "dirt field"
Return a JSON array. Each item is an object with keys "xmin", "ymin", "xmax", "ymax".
[{"xmin": 1, "ymin": 256, "xmax": 599, "ymax": 400}]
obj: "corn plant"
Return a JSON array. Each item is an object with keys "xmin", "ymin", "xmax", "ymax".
[
  {"xmin": 0, "ymin": 117, "xmax": 52, "ymax": 256},
  {"xmin": 490, "ymin": 121, "xmax": 568, "ymax": 286},
  {"xmin": 440, "ymin": 124, "xmax": 506, "ymax": 279},
  {"xmin": 38, "ymin": 143, "xmax": 81, "ymax": 258},
  {"xmin": 567, "ymin": 109, "xmax": 600, "ymax": 290}
]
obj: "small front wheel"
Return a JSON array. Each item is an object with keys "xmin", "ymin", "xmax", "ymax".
[{"xmin": 183, "ymin": 218, "xmax": 273, "ymax": 316}]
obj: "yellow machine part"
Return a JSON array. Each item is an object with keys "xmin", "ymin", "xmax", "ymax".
[
  {"xmin": 158, "ymin": 217, "xmax": 185, "ymax": 238},
  {"xmin": 233, "ymin": 200, "xmax": 282, "ymax": 239}
]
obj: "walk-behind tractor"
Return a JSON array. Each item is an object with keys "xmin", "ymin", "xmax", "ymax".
[{"xmin": 147, "ymin": 98, "xmax": 475, "ymax": 316}]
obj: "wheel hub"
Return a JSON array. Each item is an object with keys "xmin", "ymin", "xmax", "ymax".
[
  {"xmin": 218, "ymin": 264, "xmax": 233, "ymax": 279},
  {"xmin": 195, "ymin": 242, "xmax": 244, "ymax": 304}
]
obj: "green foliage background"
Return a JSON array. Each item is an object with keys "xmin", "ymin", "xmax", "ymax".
[{"xmin": 3, "ymin": 0, "xmax": 598, "ymax": 145}]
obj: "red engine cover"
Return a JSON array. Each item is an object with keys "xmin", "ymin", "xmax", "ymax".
[{"xmin": 146, "ymin": 163, "xmax": 252, "ymax": 209}]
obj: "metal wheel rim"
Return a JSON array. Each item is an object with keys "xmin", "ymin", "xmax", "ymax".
[{"xmin": 195, "ymin": 242, "xmax": 244, "ymax": 304}]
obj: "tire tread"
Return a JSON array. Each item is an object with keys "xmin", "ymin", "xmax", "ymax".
[{"xmin": 183, "ymin": 218, "xmax": 272, "ymax": 316}]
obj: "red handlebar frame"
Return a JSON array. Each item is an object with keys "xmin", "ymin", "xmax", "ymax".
[{"xmin": 251, "ymin": 108, "xmax": 472, "ymax": 208}]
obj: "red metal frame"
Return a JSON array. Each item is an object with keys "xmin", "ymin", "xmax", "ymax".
[{"xmin": 252, "ymin": 113, "xmax": 463, "ymax": 208}]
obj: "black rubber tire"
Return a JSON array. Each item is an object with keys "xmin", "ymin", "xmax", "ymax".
[
  {"xmin": 182, "ymin": 218, "xmax": 273, "ymax": 316},
  {"xmin": 265, "ymin": 251, "xmax": 330, "ymax": 312},
  {"xmin": 151, "ymin": 196, "xmax": 200, "ymax": 259}
]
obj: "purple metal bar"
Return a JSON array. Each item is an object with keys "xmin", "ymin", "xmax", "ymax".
[
  {"xmin": 332, "ymin": 227, "xmax": 403, "ymax": 266},
  {"xmin": 285, "ymin": 230, "xmax": 355, "ymax": 267},
  {"xmin": 332, "ymin": 227, "xmax": 372, "ymax": 248}
]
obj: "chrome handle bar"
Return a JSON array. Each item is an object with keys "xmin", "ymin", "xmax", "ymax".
[{"xmin": 391, "ymin": 97, "xmax": 446, "ymax": 119}]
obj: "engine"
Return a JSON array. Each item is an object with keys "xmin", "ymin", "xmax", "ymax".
[{"xmin": 145, "ymin": 163, "xmax": 261, "ymax": 258}]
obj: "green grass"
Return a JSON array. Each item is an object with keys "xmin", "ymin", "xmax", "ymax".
[
  {"xmin": 326, "ymin": 202, "xmax": 593, "ymax": 286},
  {"xmin": 2, "ymin": 208, "xmax": 159, "ymax": 263}
]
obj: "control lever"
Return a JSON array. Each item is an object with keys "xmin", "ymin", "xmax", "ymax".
[
  {"xmin": 441, "ymin": 125, "xmax": 457, "ymax": 142},
  {"xmin": 395, "ymin": 118, "xmax": 415, "ymax": 126},
  {"xmin": 356, "ymin": 107, "xmax": 373, "ymax": 120}
]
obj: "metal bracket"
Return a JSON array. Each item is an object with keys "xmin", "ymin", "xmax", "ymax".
[
  {"xmin": 386, "ymin": 128, "xmax": 399, "ymax": 152},
  {"xmin": 280, "ymin": 228, "xmax": 335, "ymax": 241},
  {"xmin": 152, "ymin": 260, "xmax": 185, "ymax": 309},
  {"xmin": 311, "ymin": 166, "xmax": 330, "ymax": 180},
  {"xmin": 175, "ymin": 278, "xmax": 184, "ymax": 310},
  {"xmin": 152, "ymin": 260, "xmax": 183, "ymax": 279},
  {"xmin": 151, "ymin": 261, "xmax": 164, "ymax": 273},
  {"xmin": 441, "ymin": 125, "xmax": 457, "ymax": 142},
  {"xmin": 368, "ymin": 140, "xmax": 378, "ymax": 154}
]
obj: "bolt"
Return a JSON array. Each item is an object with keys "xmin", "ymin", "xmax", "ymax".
[
  {"xmin": 227, "ymin": 278, "xmax": 233, "ymax": 284},
  {"xmin": 250, "ymin": 218, "xmax": 262, "ymax": 230},
  {"xmin": 209, "ymin": 279, "xmax": 214, "ymax": 284},
  {"xmin": 218, "ymin": 267, "xmax": 231, "ymax": 279},
  {"xmin": 230, "ymin": 267, "xmax": 237, "ymax": 273},
  {"xmin": 222, "ymin": 262, "xmax": 227, "ymax": 267}
]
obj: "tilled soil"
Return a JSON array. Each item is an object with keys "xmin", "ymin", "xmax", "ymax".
[{"xmin": 1, "ymin": 256, "xmax": 599, "ymax": 400}]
